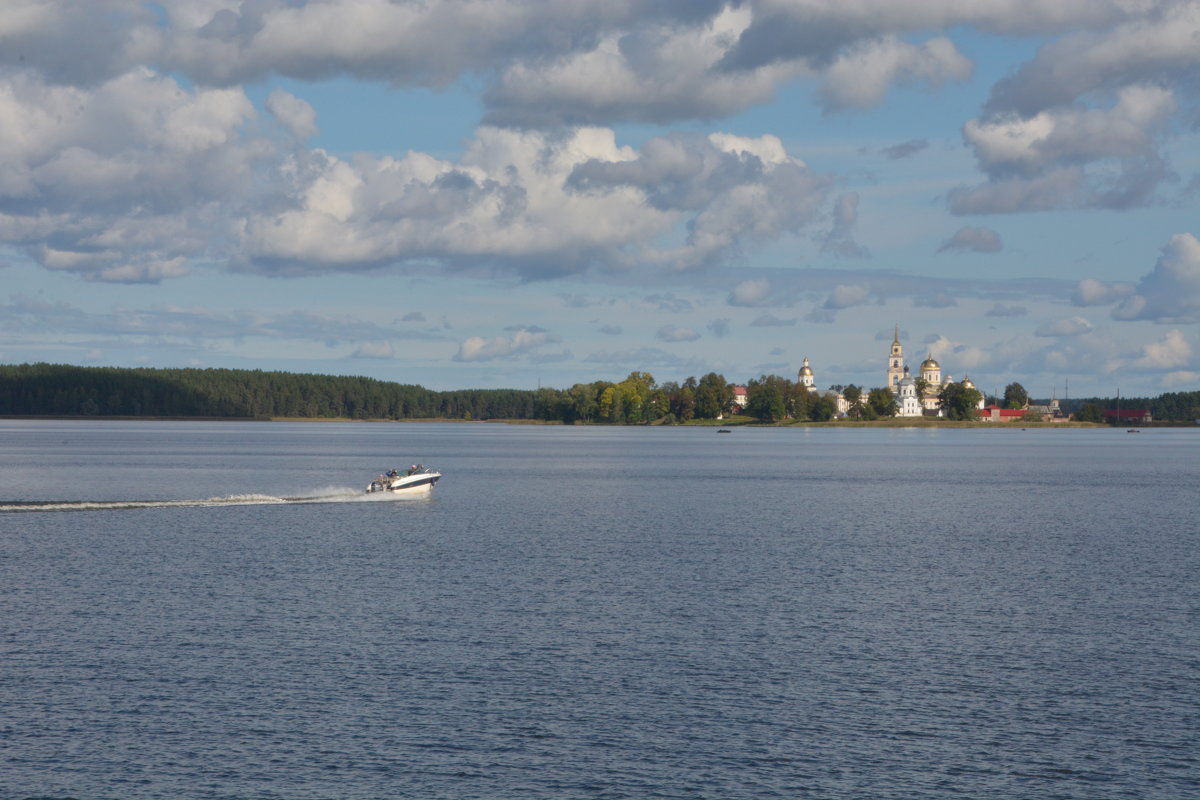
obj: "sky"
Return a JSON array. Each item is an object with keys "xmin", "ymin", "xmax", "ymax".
[{"xmin": 2, "ymin": 1, "xmax": 1199, "ymax": 398}]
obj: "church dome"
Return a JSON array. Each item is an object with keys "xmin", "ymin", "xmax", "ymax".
[
  {"xmin": 961, "ymin": 376, "xmax": 975, "ymax": 389},
  {"xmin": 798, "ymin": 357, "xmax": 814, "ymax": 376},
  {"xmin": 920, "ymin": 356, "xmax": 940, "ymax": 371}
]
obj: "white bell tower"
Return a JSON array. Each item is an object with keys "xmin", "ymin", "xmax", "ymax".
[{"xmin": 887, "ymin": 325, "xmax": 905, "ymax": 393}]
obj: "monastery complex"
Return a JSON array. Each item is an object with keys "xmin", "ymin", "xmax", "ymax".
[
  {"xmin": 731, "ymin": 326, "xmax": 1072, "ymax": 420},
  {"xmin": 881, "ymin": 326, "xmax": 983, "ymax": 417},
  {"xmin": 804, "ymin": 326, "xmax": 984, "ymax": 418}
]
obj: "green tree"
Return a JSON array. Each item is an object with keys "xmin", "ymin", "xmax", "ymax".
[
  {"xmin": 657, "ymin": 381, "xmax": 679, "ymax": 420},
  {"xmin": 617, "ymin": 372, "xmax": 654, "ymax": 423},
  {"xmin": 1004, "ymin": 382, "xmax": 1029, "ymax": 409},
  {"xmin": 598, "ymin": 385, "xmax": 618, "ymax": 422},
  {"xmin": 914, "ymin": 377, "xmax": 930, "ymax": 409},
  {"xmin": 646, "ymin": 387, "xmax": 670, "ymax": 421},
  {"xmin": 746, "ymin": 375, "xmax": 788, "ymax": 422},
  {"xmin": 810, "ymin": 393, "xmax": 838, "ymax": 421},
  {"xmin": 842, "ymin": 385, "xmax": 864, "ymax": 418},
  {"xmin": 673, "ymin": 385, "xmax": 696, "ymax": 420},
  {"xmin": 788, "ymin": 382, "xmax": 813, "ymax": 420},
  {"xmin": 695, "ymin": 372, "xmax": 731, "ymax": 419},
  {"xmin": 1077, "ymin": 402, "xmax": 1104, "ymax": 423},
  {"xmin": 940, "ymin": 383, "xmax": 983, "ymax": 420},
  {"xmin": 867, "ymin": 387, "xmax": 898, "ymax": 417},
  {"xmin": 574, "ymin": 383, "xmax": 604, "ymax": 422},
  {"xmin": 533, "ymin": 387, "xmax": 563, "ymax": 421}
]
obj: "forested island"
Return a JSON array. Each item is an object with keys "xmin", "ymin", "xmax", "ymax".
[{"xmin": 1, "ymin": 363, "xmax": 1198, "ymax": 425}]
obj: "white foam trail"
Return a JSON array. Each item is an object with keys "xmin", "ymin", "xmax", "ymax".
[
  {"xmin": 0, "ymin": 487, "xmax": 428, "ymax": 512},
  {"xmin": 0, "ymin": 496, "xmax": 284, "ymax": 512}
]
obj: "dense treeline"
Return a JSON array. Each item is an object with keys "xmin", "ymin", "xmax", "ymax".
[
  {"xmin": 2, "ymin": 363, "xmax": 1197, "ymax": 423},
  {"xmin": 1057, "ymin": 392, "xmax": 1200, "ymax": 422},
  {"xmin": 0, "ymin": 364, "xmax": 750, "ymax": 423},
  {"xmin": 1149, "ymin": 391, "xmax": 1200, "ymax": 421},
  {"xmin": 0, "ymin": 364, "xmax": 536, "ymax": 420},
  {"xmin": 531, "ymin": 371, "xmax": 735, "ymax": 424},
  {"xmin": 531, "ymin": 371, "xmax": 867, "ymax": 423}
]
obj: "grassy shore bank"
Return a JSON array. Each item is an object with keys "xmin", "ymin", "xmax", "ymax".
[{"xmin": 786, "ymin": 418, "xmax": 1104, "ymax": 428}]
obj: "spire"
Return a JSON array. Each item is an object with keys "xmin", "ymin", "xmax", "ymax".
[{"xmin": 892, "ymin": 324, "xmax": 900, "ymax": 345}]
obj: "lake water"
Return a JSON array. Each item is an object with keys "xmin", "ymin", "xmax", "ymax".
[{"xmin": 2, "ymin": 420, "xmax": 1197, "ymax": 799}]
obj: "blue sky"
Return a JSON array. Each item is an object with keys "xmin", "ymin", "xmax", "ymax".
[{"xmin": 2, "ymin": 1, "xmax": 1198, "ymax": 397}]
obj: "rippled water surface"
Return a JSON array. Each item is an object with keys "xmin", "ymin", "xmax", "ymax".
[{"xmin": 2, "ymin": 420, "xmax": 1197, "ymax": 799}]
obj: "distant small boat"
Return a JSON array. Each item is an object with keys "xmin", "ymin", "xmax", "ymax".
[
  {"xmin": 367, "ymin": 464, "xmax": 441, "ymax": 494},
  {"xmin": 1126, "ymin": 429, "xmax": 1140, "ymax": 433},
  {"xmin": 717, "ymin": 429, "xmax": 732, "ymax": 433}
]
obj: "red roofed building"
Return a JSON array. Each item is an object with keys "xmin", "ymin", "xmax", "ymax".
[
  {"xmin": 981, "ymin": 405, "xmax": 1027, "ymax": 422},
  {"xmin": 731, "ymin": 386, "xmax": 748, "ymax": 413},
  {"xmin": 1104, "ymin": 408, "xmax": 1152, "ymax": 424}
]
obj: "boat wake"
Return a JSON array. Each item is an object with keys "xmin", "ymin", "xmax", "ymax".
[{"xmin": 0, "ymin": 486, "xmax": 428, "ymax": 513}]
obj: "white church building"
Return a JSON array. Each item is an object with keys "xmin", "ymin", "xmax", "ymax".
[{"xmin": 885, "ymin": 326, "xmax": 983, "ymax": 417}]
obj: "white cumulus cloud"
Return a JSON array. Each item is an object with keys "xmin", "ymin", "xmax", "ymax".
[
  {"xmin": 951, "ymin": 85, "xmax": 1177, "ymax": 214},
  {"xmin": 1162, "ymin": 370, "xmax": 1200, "ymax": 388},
  {"xmin": 1035, "ymin": 316, "xmax": 1095, "ymax": 337},
  {"xmin": 453, "ymin": 329, "xmax": 553, "ymax": 362},
  {"xmin": 819, "ymin": 36, "xmax": 971, "ymax": 111},
  {"xmin": 352, "ymin": 341, "xmax": 395, "ymax": 359},
  {"xmin": 0, "ymin": 68, "xmax": 260, "ymax": 282},
  {"xmin": 1112, "ymin": 233, "xmax": 1200, "ymax": 323},
  {"xmin": 266, "ymin": 89, "xmax": 318, "ymax": 139},
  {"xmin": 1130, "ymin": 329, "xmax": 1192, "ymax": 370},
  {"xmin": 984, "ymin": 2, "xmax": 1200, "ymax": 117},
  {"xmin": 823, "ymin": 284, "xmax": 870, "ymax": 310},
  {"xmin": 241, "ymin": 127, "xmax": 830, "ymax": 277},
  {"xmin": 728, "ymin": 279, "xmax": 772, "ymax": 308},
  {"xmin": 986, "ymin": 303, "xmax": 1027, "ymax": 318},
  {"xmin": 656, "ymin": 325, "xmax": 701, "ymax": 343},
  {"xmin": 1073, "ymin": 278, "xmax": 1136, "ymax": 307},
  {"xmin": 821, "ymin": 191, "xmax": 868, "ymax": 258},
  {"xmin": 938, "ymin": 226, "xmax": 1002, "ymax": 253}
]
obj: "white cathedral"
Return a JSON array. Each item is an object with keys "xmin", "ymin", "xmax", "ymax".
[{"xmin": 798, "ymin": 326, "xmax": 983, "ymax": 418}]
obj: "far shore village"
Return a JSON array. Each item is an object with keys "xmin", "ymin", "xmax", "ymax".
[{"xmin": 728, "ymin": 326, "xmax": 1147, "ymax": 423}]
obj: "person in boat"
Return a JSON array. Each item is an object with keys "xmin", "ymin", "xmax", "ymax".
[
  {"xmin": 408, "ymin": 464, "xmax": 418, "ymax": 475},
  {"xmin": 386, "ymin": 468, "xmax": 398, "ymax": 478}
]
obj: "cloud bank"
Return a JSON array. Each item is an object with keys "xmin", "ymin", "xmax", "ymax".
[{"xmin": 3, "ymin": 1, "xmax": 1198, "ymax": 285}]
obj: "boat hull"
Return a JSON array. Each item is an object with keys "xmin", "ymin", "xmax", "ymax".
[{"xmin": 367, "ymin": 471, "xmax": 441, "ymax": 495}]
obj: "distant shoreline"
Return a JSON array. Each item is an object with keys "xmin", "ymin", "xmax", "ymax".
[
  {"xmin": 0, "ymin": 414, "xmax": 561, "ymax": 424},
  {"xmin": 3, "ymin": 414, "xmax": 1194, "ymax": 428}
]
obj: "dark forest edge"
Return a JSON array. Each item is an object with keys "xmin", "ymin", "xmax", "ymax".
[{"xmin": 2, "ymin": 363, "xmax": 1198, "ymax": 424}]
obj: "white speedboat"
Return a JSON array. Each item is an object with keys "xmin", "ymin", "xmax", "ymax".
[{"xmin": 367, "ymin": 465, "xmax": 442, "ymax": 495}]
